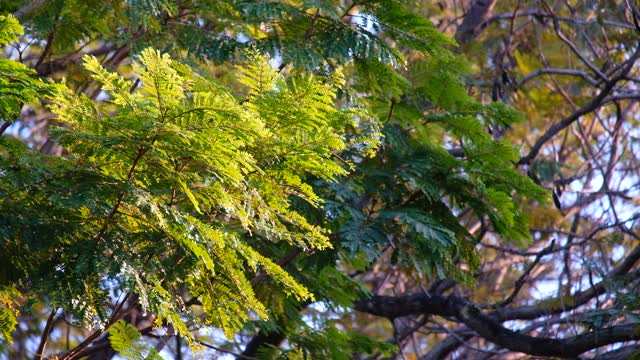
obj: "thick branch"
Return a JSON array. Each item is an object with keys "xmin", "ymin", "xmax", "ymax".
[
  {"xmin": 460, "ymin": 306, "xmax": 639, "ymax": 357},
  {"xmin": 241, "ymin": 331, "xmax": 287, "ymax": 358},
  {"xmin": 0, "ymin": 121, "xmax": 11, "ymax": 136},
  {"xmin": 33, "ymin": 44, "xmax": 117, "ymax": 76},
  {"xmin": 420, "ymin": 330, "xmax": 474, "ymax": 360},
  {"xmin": 455, "ymin": 0, "xmax": 498, "ymax": 44},
  {"xmin": 493, "ymin": 260, "xmax": 640, "ymax": 322},
  {"xmin": 357, "ymin": 244, "xmax": 640, "ymax": 357},
  {"xmin": 355, "ymin": 293, "xmax": 640, "ymax": 357}
]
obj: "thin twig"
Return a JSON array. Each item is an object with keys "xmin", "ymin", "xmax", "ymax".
[
  {"xmin": 195, "ymin": 339, "xmax": 259, "ymax": 360},
  {"xmin": 60, "ymin": 293, "xmax": 131, "ymax": 360},
  {"xmin": 486, "ymin": 240, "xmax": 555, "ymax": 308},
  {"xmin": 34, "ymin": 11, "xmax": 61, "ymax": 74},
  {"xmin": 518, "ymin": 44, "xmax": 640, "ymax": 165}
]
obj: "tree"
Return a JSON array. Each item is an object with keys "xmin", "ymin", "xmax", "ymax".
[
  {"xmin": 349, "ymin": 1, "xmax": 640, "ymax": 359},
  {"xmin": 0, "ymin": 1, "xmax": 638, "ymax": 360}
]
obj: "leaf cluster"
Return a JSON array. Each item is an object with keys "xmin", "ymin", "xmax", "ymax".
[{"xmin": 1, "ymin": 47, "xmax": 371, "ymax": 344}]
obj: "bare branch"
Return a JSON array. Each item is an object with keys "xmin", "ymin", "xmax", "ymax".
[
  {"xmin": 355, "ymin": 293, "xmax": 640, "ymax": 357},
  {"xmin": 519, "ymin": 67, "xmax": 599, "ymax": 86},
  {"xmin": 455, "ymin": 0, "xmax": 497, "ymax": 44},
  {"xmin": 518, "ymin": 44, "xmax": 640, "ymax": 165},
  {"xmin": 34, "ymin": 309, "xmax": 57, "ymax": 360}
]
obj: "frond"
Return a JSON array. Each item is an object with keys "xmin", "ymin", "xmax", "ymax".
[
  {"xmin": 0, "ymin": 14, "xmax": 22, "ymax": 45},
  {"xmin": 108, "ymin": 320, "xmax": 162, "ymax": 360}
]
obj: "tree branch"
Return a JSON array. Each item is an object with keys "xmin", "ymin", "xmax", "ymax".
[
  {"xmin": 0, "ymin": 121, "xmax": 12, "ymax": 136},
  {"xmin": 33, "ymin": 309, "xmax": 57, "ymax": 359},
  {"xmin": 518, "ymin": 44, "xmax": 640, "ymax": 165},
  {"xmin": 14, "ymin": 0, "xmax": 46, "ymax": 18},
  {"xmin": 60, "ymin": 293, "xmax": 131, "ymax": 360},
  {"xmin": 420, "ymin": 329, "xmax": 474, "ymax": 360},
  {"xmin": 519, "ymin": 67, "xmax": 599, "ymax": 86},
  {"xmin": 485, "ymin": 9, "xmax": 636, "ymax": 30},
  {"xmin": 487, "ymin": 240, "xmax": 554, "ymax": 308},
  {"xmin": 356, "ymin": 243, "xmax": 640, "ymax": 357},
  {"xmin": 455, "ymin": 0, "xmax": 498, "ymax": 44},
  {"xmin": 355, "ymin": 293, "xmax": 640, "ymax": 357}
]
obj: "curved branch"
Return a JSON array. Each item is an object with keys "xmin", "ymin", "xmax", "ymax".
[
  {"xmin": 241, "ymin": 299, "xmax": 312, "ymax": 357},
  {"xmin": 241, "ymin": 331, "xmax": 288, "ymax": 358},
  {"xmin": 420, "ymin": 330, "xmax": 473, "ymax": 360},
  {"xmin": 459, "ymin": 305, "xmax": 639, "ymax": 357},
  {"xmin": 519, "ymin": 68, "xmax": 599, "ymax": 87},
  {"xmin": 518, "ymin": 44, "xmax": 640, "ymax": 165},
  {"xmin": 355, "ymin": 293, "xmax": 640, "ymax": 357},
  {"xmin": 357, "ymin": 244, "xmax": 640, "ymax": 357}
]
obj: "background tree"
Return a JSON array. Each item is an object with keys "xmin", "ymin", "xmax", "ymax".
[
  {"xmin": 1, "ymin": 1, "xmax": 639, "ymax": 360},
  {"xmin": 350, "ymin": 1, "xmax": 640, "ymax": 359}
]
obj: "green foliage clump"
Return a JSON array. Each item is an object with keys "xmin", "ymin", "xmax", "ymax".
[
  {"xmin": 108, "ymin": 320, "xmax": 162, "ymax": 359},
  {"xmin": 0, "ymin": 14, "xmax": 52, "ymax": 121},
  {"xmin": 259, "ymin": 323, "xmax": 396, "ymax": 359},
  {"xmin": 0, "ymin": 3, "xmax": 551, "ymax": 357},
  {"xmin": 0, "ymin": 286, "xmax": 20, "ymax": 351},
  {"xmin": 327, "ymin": 35, "xmax": 548, "ymax": 281},
  {"xmin": 0, "ymin": 13, "xmax": 22, "ymax": 43},
  {"xmin": 0, "ymin": 47, "xmax": 374, "ymax": 343}
]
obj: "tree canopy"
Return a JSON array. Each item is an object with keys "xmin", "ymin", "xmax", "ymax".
[{"xmin": 1, "ymin": 1, "xmax": 639, "ymax": 359}]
